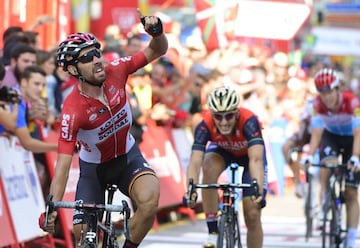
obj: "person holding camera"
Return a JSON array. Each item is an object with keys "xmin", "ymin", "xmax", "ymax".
[
  {"xmin": 0, "ymin": 62, "xmax": 19, "ymax": 133},
  {"xmin": 0, "ymin": 62, "xmax": 57, "ymax": 154}
]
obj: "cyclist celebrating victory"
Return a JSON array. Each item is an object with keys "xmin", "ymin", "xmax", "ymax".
[
  {"xmin": 184, "ymin": 86, "xmax": 267, "ymax": 248},
  {"xmin": 39, "ymin": 10, "xmax": 168, "ymax": 248},
  {"xmin": 304, "ymin": 68, "xmax": 360, "ymax": 248}
]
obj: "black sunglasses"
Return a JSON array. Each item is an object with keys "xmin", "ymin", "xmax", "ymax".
[
  {"xmin": 77, "ymin": 49, "xmax": 101, "ymax": 64},
  {"xmin": 213, "ymin": 112, "xmax": 237, "ymax": 121}
]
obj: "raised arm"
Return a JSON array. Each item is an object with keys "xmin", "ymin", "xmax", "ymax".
[{"xmin": 138, "ymin": 9, "xmax": 168, "ymax": 63}]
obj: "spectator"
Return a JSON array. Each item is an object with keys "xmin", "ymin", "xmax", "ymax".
[
  {"xmin": 102, "ymin": 24, "xmax": 123, "ymax": 56},
  {"xmin": 2, "ymin": 26, "xmax": 23, "ymax": 43},
  {"xmin": 0, "ymin": 66, "xmax": 57, "ymax": 154},
  {"xmin": 1, "ymin": 32, "xmax": 31, "ymax": 65},
  {"xmin": 36, "ymin": 49, "xmax": 57, "ymax": 121},
  {"xmin": 51, "ymin": 64, "xmax": 70, "ymax": 117},
  {"xmin": 24, "ymin": 31, "xmax": 40, "ymax": 49},
  {"xmin": 127, "ymin": 68, "xmax": 151, "ymax": 145},
  {"xmin": 2, "ymin": 43, "xmax": 37, "ymax": 87},
  {"xmin": 1, "ymin": 16, "xmax": 54, "ymax": 60},
  {"xmin": 123, "ymin": 34, "xmax": 143, "ymax": 57},
  {"xmin": 20, "ymin": 65, "xmax": 54, "ymax": 196},
  {"xmin": 0, "ymin": 62, "xmax": 19, "ymax": 133},
  {"xmin": 20, "ymin": 65, "xmax": 50, "ymax": 125}
]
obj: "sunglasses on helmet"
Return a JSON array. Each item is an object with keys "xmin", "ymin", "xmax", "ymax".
[
  {"xmin": 213, "ymin": 112, "xmax": 237, "ymax": 121},
  {"xmin": 77, "ymin": 49, "xmax": 101, "ymax": 64}
]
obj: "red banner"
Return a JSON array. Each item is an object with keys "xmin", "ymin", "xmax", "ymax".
[{"xmin": 139, "ymin": 123, "xmax": 187, "ymax": 208}]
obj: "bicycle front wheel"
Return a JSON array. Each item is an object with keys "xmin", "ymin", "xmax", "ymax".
[
  {"xmin": 304, "ymin": 177, "xmax": 313, "ymax": 241},
  {"xmin": 233, "ymin": 211, "xmax": 242, "ymax": 248},
  {"xmin": 321, "ymin": 200, "xmax": 337, "ymax": 248},
  {"xmin": 81, "ymin": 240, "xmax": 97, "ymax": 248},
  {"xmin": 217, "ymin": 209, "xmax": 242, "ymax": 248}
]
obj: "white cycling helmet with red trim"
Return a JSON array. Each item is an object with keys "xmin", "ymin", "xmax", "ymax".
[
  {"xmin": 314, "ymin": 68, "xmax": 339, "ymax": 92},
  {"xmin": 207, "ymin": 87, "xmax": 240, "ymax": 112},
  {"xmin": 56, "ymin": 32, "xmax": 101, "ymax": 71}
]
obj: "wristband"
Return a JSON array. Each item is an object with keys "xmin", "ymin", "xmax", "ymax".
[{"xmin": 140, "ymin": 17, "xmax": 163, "ymax": 37}]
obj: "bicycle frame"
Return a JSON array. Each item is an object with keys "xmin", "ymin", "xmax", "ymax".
[
  {"xmin": 188, "ymin": 164, "xmax": 259, "ymax": 248},
  {"xmin": 320, "ymin": 163, "xmax": 347, "ymax": 248},
  {"xmin": 45, "ymin": 185, "xmax": 130, "ymax": 248}
]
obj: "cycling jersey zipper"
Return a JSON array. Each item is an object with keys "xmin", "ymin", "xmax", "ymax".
[{"xmin": 103, "ymin": 89, "xmax": 118, "ymax": 158}]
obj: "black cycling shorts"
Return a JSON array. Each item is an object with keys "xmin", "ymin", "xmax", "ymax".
[
  {"xmin": 73, "ymin": 144, "xmax": 156, "ymax": 225},
  {"xmin": 319, "ymin": 130, "xmax": 358, "ymax": 188},
  {"xmin": 206, "ymin": 142, "xmax": 268, "ymax": 208}
]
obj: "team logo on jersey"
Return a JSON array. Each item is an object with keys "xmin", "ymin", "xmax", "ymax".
[
  {"xmin": 98, "ymin": 109, "xmax": 129, "ymax": 140},
  {"xmin": 120, "ymin": 89, "xmax": 125, "ymax": 98},
  {"xmin": 109, "ymin": 85, "xmax": 116, "ymax": 95},
  {"xmin": 86, "ymin": 107, "xmax": 97, "ymax": 114},
  {"xmin": 98, "ymin": 107, "xmax": 107, "ymax": 114},
  {"xmin": 110, "ymin": 59, "xmax": 120, "ymax": 66},
  {"xmin": 354, "ymin": 108, "xmax": 360, "ymax": 117},
  {"xmin": 89, "ymin": 113, "xmax": 97, "ymax": 121},
  {"xmin": 120, "ymin": 56, "xmax": 132, "ymax": 62},
  {"xmin": 61, "ymin": 113, "xmax": 72, "ymax": 140}
]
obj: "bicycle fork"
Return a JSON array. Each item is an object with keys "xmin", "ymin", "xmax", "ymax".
[
  {"xmin": 101, "ymin": 185, "xmax": 118, "ymax": 248},
  {"xmin": 222, "ymin": 189, "xmax": 242, "ymax": 248}
]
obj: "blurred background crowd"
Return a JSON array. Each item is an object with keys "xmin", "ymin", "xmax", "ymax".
[{"xmin": 0, "ymin": 0, "xmax": 360, "ymax": 200}]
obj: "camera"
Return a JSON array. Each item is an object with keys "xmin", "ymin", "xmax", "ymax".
[{"xmin": 0, "ymin": 86, "xmax": 22, "ymax": 104}]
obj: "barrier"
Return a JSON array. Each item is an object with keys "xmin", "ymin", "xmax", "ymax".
[
  {"xmin": 0, "ymin": 137, "xmax": 46, "ymax": 246},
  {"xmin": 0, "ymin": 175, "xmax": 18, "ymax": 247},
  {"xmin": 139, "ymin": 123, "xmax": 187, "ymax": 208},
  {"xmin": 139, "ymin": 122, "xmax": 196, "ymax": 228}
]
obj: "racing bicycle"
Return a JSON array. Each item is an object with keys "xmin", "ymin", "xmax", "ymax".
[
  {"xmin": 188, "ymin": 163, "xmax": 259, "ymax": 248},
  {"xmin": 319, "ymin": 161, "xmax": 348, "ymax": 248},
  {"xmin": 45, "ymin": 184, "xmax": 131, "ymax": 248}
]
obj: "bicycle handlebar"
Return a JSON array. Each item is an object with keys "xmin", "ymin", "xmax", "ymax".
[
  {"xmin": 44, "ymin": 195, "xmax": 130, "ymax": 228},
  {"xmin": 316, "ymin": 163, "xmax": 346, "ymax": 167},
  {"xmin": 187, "ymin": 178, "xmax": 260, "ymax": 199},
  {"xmin": 46, "ymin": 195, "xmax": 128, "ymax": 212}
]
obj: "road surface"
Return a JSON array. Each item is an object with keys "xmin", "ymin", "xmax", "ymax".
[{"xmin": 136, "ymin": 186, "xmax": 360, "ymax": 247}]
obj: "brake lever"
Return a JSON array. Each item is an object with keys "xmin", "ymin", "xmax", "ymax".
[
  {"xmin": 251, "ymin": 179, "xmax": 259, "ymax": 199},
  {"xmin": 122, "ymin": 200, "xmax": 131, "ymax": 240},
  {"xmin": 45, "ymin": 194, "xmax": 54, "ymax": 227},
  {"xmin": 188, "ymin": 179, "xmax": 194, "ymax": 197}
]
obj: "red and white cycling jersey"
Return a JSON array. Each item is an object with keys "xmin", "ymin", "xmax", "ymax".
[
  {"xmin": 311, "ymin": 91, "xmax": 360, "ymax": 136},
  {"xmin": 58, "ymin": 52, "xmax": 148, "ymax": 163}
]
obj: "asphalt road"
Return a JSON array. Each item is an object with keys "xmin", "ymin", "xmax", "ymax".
[{"xmin": 135, "ymin": 186, "xmax": 360, "ymax": 247}]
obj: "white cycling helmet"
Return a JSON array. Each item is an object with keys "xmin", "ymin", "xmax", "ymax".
[{"xmin": 207, "ymin": 87, "xmax": 240, "ymax": 112}]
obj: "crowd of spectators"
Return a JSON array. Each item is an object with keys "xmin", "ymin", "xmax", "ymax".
[{"xmin": 1, "ymin": 17, "xmax": 360, "ymax": 200}]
